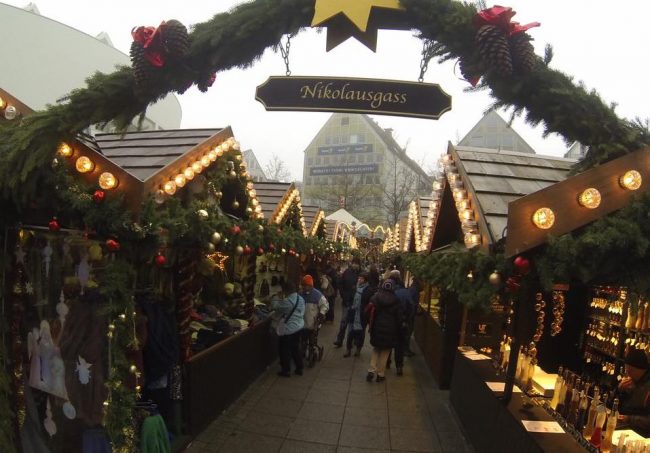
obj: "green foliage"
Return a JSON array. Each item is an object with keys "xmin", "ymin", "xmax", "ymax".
[
  {"xmin": 400, "ymin": 244, "xmax": 504, "ymax": 309},
  {"xmin": 534, "ymin": 193, "xmax": 650, "ymax": 294}
]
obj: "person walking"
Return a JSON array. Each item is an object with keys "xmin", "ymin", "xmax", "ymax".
[
  {"xmin": 334, "ymin": 259, "xmax": 360, "ymax": 348},
  {"xmin": 390, "ymin": 270, "xmax": 415, "ymax": 376},
  {"xmin": 343, "ymin": 272, "xmax": 375, "ymax": 357},
  {"xmin": 272, "ymin": 281, "xmax": 305, "ymax": 377},
  {"xmin": 300, "ymin": 275, "xmax": 329, "ymax": 356},
  {"xmin": 365, "ymin": 279, "xmax": 402, "ymax": 383}
]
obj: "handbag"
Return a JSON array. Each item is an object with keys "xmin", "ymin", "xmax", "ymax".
[{"xmin": 276, "ymin": 295, "xmax": 299, "ymax": 336}]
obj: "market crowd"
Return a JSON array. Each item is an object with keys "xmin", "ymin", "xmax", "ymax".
[{"xmin": 270, "ymin": 258, "xmax": 420, "ymax": 382}]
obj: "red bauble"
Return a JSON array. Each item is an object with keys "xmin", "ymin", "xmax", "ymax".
[
  {"xmin": 106, "ymin": 239, "xmax": 120, "ymax": 252},
  {"xmin": 155, "ymin": 254, "xmax": 167, "ymax": 266},
  {"xmin": 505, "ymin": 277, "xmax": 521, "ymax": 292},
  {"xmin": 257, "ymin": 247, "xmax": 265, "ymax": 255},
  {"xmin": 230, "ymin": 225, "xmax": 241, "ymax": 235},
  {"xmin": 243, "ymin": 245, "xmax": 252, "ymax": 255},
  {"xmin": 288, "ymin": 248, "xmax": 296, "ymax": 256},
  {"xmin": 513, "ymin": 256, "xmax": 531, "ymax": 275},
  {"xmin": 268, "ymin": 243, "xmax": 276, "ymax": 252},
  {"xmin": 93, "ymin": 190, "xmax": 105, "ymax": 203},
  {"xmin": 48, "ymin": 218, "xmax": 61, "ymax": 232}
]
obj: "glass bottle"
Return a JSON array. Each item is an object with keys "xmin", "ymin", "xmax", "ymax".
[
  {"xmin": 526, "ymin": 357, "xmax": 537, "ymax": 392},
  {"xmin": 550, "ymin": 366, "xmax": 564, "ymax": 410},
  {"xmin": 556, "ymin": 370, "xmax": 569, "ymax": 415},
  {"xmin": 590, "ymin": 402, "xmax": 608, "ymax": 449},
  {"xmin": 601, "ymin": 398, "xmax": 619, "ymax": 452},
  {"xmin": 583, "ymin": 386, "xmax": 600, "ymax": 439},
  {"xmin": 643, "ymin": 302, "xmax": 650, "ymax": 332},
  {"xmin": 626, "ymin": 303, "xmax": 636, "ymax": 330},
  {"xmin": 515, "ymin": 346, "xmax": 524, "ymax": 384},
  {"xmin": 576, "ymin": 387, "xmax": 589, "ymax": 431},
  {"xmin": 636, "ymin": 302, "xmax": 645, "ymax": 331},
  {"xmin": 561, "ymin": 374, "xmax": 575, "ymax": 418},
  {"xmin": 567, "ymin": 378, "xmax": 582, "ymax": 426}
]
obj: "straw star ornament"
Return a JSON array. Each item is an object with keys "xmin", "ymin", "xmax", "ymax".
[{"xmin": 311, "ymin": 0, "xmax": 405, "ymax": 51}]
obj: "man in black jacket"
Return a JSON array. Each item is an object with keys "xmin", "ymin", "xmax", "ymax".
[{"xmin": 334, "ymin": 259, "xmax": 360, "ymax": 347}]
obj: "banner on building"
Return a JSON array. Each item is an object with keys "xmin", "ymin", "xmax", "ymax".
[
  {"xmin": 310, "ymin": 164, "xmax": 378, "ymax": 176},
  {"xmin": 255, "ymin": 76, "xmax": 452, "ymax": 120}
]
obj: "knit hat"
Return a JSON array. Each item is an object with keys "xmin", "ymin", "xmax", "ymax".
[
  {"xmin": 381, "ymin": 280, "xmax": 394, "ymax": 292},
  {"xmin": 358, "ymin": 271, "xmax": 369, "ymax": 281},
  {"xmin": 302, "ymin": 275, "xmax": 314, "ymax": 287},
  {"xmin": 389, "ymin": 269, "xmax": 401, "ymax": 280},
  {"xmin": 625, "ymin": 348, "xmax": 649, "ymax": 370}
]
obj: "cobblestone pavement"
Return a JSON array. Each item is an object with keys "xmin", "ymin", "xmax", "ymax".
[{"xmin": 184, "ymin": 313, "xmax": 473, "ymax": 453}]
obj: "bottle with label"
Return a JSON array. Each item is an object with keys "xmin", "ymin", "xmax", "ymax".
[
  {"xmin": 550, "ymin": 366, "xmax": 564, "ymax": 410},
  {"xmin": 561, "ymin": 374, "xmax": 575, "ymax": 418},
  {"xmin": 590, "ymin": 402, "xmax": 608, "ymax": 449},
  {"xmin": 556, "ymin": 370, "xmax": 569, "ymax": 415},
  {"xmin": 576, "ymin": 387, "xmax": 589, "ymax": 431},
  {"xmin": 583, "ymin": 386, "xmax": 600, "ymax": 439},
  {"xmin": 601, "ymin": 398, "xmax": 619, "ymax": 452},
  {"xmin": 567, "ymin": 378, "xmax": 582, "ymax": 426}
]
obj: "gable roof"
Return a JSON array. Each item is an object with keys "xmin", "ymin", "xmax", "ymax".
[
  {"xmin": 326, "ymin": 208, "xmax": 363, "ymax": 227},
  {"xmin": 425, "ymin": 143, "xmax": 574, "ymax": 251},
  {"xmin": 458, "ymin": 111, "xmax": 536, "ymax": 155},
  {"xmin": 251, "ymin": 181, "xmax": 292, "ymax": 220}
]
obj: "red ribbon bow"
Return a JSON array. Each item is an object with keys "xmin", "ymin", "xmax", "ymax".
[
  {"xmin": 474, "ymin": 5, "xmax": 540, "ymax": 36},
  {"xmin": 131, "ymin": 21, "xmax": 167, "ymax": 67}
]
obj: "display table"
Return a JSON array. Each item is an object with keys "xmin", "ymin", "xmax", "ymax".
[
  {"xmin": 450, "ymin": 351, "xmax": 587, "ymax": 453},
  {"xmin": 184, "ymin": 319, "xmax": 277, "ymax": 435}
]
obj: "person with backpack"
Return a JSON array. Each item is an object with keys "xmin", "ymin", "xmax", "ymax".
[
  {"xmin": 334, "ymin": 259, "xmax": 360, "ymax": 347},
  {"xmin": 343, "ymin": 271, "xmax": 375, "ymax": 357},
  {"xmin": 365, "ymin": 279, "xmax": 402, "ymax": 383},
  {"xmin": 300, "ymin": 275, "xmax": 329, "ymax": 356},
  {"xmin": 271, "ymin": 281, "xmax": 305, "ymax": 377}
]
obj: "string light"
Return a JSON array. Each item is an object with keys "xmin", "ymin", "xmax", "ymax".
[
  {"xmin": 578, "ymin": 188, "xmax": 601, "ymax": 209},
  {"xmin": 201, "ymin": 155, "xmax": 211, "ymax": 167},
  {"xmin": 208, "ymin": 150, "xmax": 217, "ymax": 161},
  {"xmin": 532, "ymin": 207, "xmax": 555, "ymax": 229},
  {"xmin": 58, "ymin": 142, "xmax": 73, "ymax": 157},
  {"xmin": 191, "ymin": 161, "xmax": 203, "ymax": 174},
  {"xmin": 163, "ymin": 181, "xmax": 177, "ymax": 195},
  {"xmin": 184, "ymin": 167, "xmax": 195, "ymax": 180},
  {"xmin": 174, "ymin": 174, "xmax": 187, "ymax": 188},
  {"xmin": 75, "ymin": 156, "xmax": 94, "ymax": 173},
  {"xmin": 620, "ymin": 170, "xmax": 642, "ymax": 190},
  {"xmin": 98, "ymin": 172, "xmax": 118, "ymax": 190}
]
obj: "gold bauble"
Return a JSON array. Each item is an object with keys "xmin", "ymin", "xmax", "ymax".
[
  {"xmin": 211, "ymin": 232, "xmax": 222, "ymax": 244},
  {"xmin": 235, "ymin": 245, "xmax": 244, "ymax": 255},
  {"xmin": 232, "ymin": 200, "xmax": 240, "ymax": 209}
]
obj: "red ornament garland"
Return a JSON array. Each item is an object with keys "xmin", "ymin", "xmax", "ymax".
[
  {"xmin": 106, "ymin": 239, "xmax": 121, "ymax": 252},
  {"xmin": 48, "ymin": 217, "xmax": 60, "ymax": 232},
  {"xmin": 155, "ymin": 254, "xmax": 167, "ymax": 267},
  {"xmin": 93, "ymin": 190, "xmax": 105, "ymax": 203}
]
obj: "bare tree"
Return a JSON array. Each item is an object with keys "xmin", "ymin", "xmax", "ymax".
[
  {"xmin": 264, "ymin": 153, "xmax": 292, "ymax": 182},
  {"xmin": 383, "ymin": 154, "xmax": 419, "ymax": 225}
]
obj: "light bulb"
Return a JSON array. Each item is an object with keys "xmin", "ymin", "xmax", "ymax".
[
  {"xmin": 184, "ymin": 167, "xmax": 195, "ymax": 180},
  {"xmin": 208, "ymin": 150, "xmax": 217, "ymax": 161},
  {"xmin": 192, "ymin": 161, "xmax": 203, "ymax": 174},
  {"xmin": 75, "ymin": 156, "xmax": 94, "ymax": 173},
  {"xmin": 578, "ymin": 188, "xmax": 601, "ymax": 209},
  {"xmin": 98, "ymin": 172, "xmax": 118, "ymax": 190},
  {"xmin": 58, "ymin": 142, "xmax": 73, "ymax": 157},
  {"xmin": 201, "ymin": 155, "xmax": 211, "ymax": 167},
  {"xmin": 174, "ymin": 174, "xmax": 187, "ymax": 188},
  {"xmin": 620, "ymin": 170, "xmax": 642, "ymax": 191},
  {"xmin": 532, "ymin": 207, "xmax": 555, "ymax": 229},
  {"xmin": 163, "ymin": 181, "xmax": 177, "ymax": 195}
]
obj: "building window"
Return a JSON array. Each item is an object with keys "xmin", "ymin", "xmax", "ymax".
[
  {"xmin": 358, "ymin": 134, "xmax": 366, "ymax": 143},
  {"xmin": 350, "ymin": 134, "xmax": 358, "ymax": 144},
  {"xmin": 349, "ymin": 155, "xmax": 356, "ymax": 163},
  {"xmin": 325, "ymin": 136, "xmax": 331, "ymax": 145},
  {"xmin": 307, "ymin": 157, "xmax": 314, "ymax": 165},
  {"xmin": 341, "ymin": 117, "xmax": 349, "ymax": 126},
  {"xmin": 324, "ymin": 156, "xmax": 330, "ymax": 164},
  {"xmin": 333, "ymin": 136, "xmax": 340, "ymax": 144},
  {"xmin": 341, "ymin": 135, "xmax": 349, "ymax": 144},
  {"xmin": 316, "ymin": 157, "xmax": 322, "ymax": 165}
]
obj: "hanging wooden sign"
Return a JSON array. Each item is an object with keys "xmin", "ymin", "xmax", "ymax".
[{"xmin": 255, "ymin": 76, "xmax": 452, "ymax": 120}]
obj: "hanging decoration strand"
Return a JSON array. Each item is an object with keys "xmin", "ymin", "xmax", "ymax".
[
  {"xmin": 418, "ymin": 39, "xmax": 436, "ymax": 82},
  {"xmin": 279, "ymin": 34, "xmax": 293, "ymax": 76}
]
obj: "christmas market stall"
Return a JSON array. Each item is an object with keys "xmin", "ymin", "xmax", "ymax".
[
  {"xmin": 403, "ymin": 143, "xmax": 572, "ymax": 389},
  {"xmin": 475, "ymin": 145, "xmax": 650, "ymax": 452},
  {"xmin": 0, "ymin": 123, "xmax": 295, "ymax": 451}
]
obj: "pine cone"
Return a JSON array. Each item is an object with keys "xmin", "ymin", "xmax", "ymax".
[
  {"xmin": 161, "ymin": 19, "xmax": 189, "ymax": 58},
  {"xmin": 476, "ymin": 25, "xmax": 513, "ymax": 77},
  {"xmin": 510, "ymin": 33, "xmax": 537, "ymax": 74},
  {"xmin": 130, "ymin": 41, "xmax": 153, "ymax": 87}
]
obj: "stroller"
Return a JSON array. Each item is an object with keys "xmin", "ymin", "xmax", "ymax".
[{"xmin": 304, "ymin": 314, "xmax": 325, "ymax": 368}]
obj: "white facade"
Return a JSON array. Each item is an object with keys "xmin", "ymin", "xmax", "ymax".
[{"xmin": 0, "ymin": 3, "xmax": 181, "ymax": 130}]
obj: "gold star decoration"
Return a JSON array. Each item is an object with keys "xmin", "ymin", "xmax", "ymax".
[
  {"xmin": 311, "ymin": 0, "xmax": 405, "ymax": 51},
  {"xmin": 207, "ymin": 251, "xmax": 229, "ymax": 271}
]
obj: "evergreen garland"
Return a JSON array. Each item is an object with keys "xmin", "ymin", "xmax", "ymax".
[{"xmin": 1, "ymin": 0, "xmax": 648, "ymax": 206}]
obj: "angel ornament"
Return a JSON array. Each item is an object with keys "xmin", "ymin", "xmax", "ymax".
[
  {"xmin": 75, "ymin": 356, "xmax": 92, "ymax": 385},
  {"xmin": 76, "ymin": 253, "xmax": 91, "ymax": 295},
  {"xmin": 42, "ymin": 240, "xmax": 53, "ymax": 280}
]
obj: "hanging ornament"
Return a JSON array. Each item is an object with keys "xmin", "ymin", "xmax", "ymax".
[
  {"xmin": 551, "ymin": 290, "xmax": 566, "ymax": 336},
  {"xmin": 206, "ymin": 242, "xmax": 216, "ymax": 253},
  {"xmin": 246, "ymin": 207, "xmax": 253, "ymax": 215},
  {"xmin": 513, "ymin": 256, "xmax": 531, "ymax": 275},
  {"xmin": 257, "ymin": 247, "xmax": 265, "ymax": 256},
  {"xmin": 197, "ymin": 209, "xmax": 209, "ymax": 219},
  {"xmin": 232, "ymin": 200, "xmax": 240, "ymax": 210},
  {"xmin": 230, "ymin": 225, "xmax": 241, "ymax": 235},
  {"xmin": 106, "ymin": 239, "xmax": 120, "ymax": 252},
  {"xmin": 48, "ymin": 217, "xmax": 61, "ymax": 232},
  {"xmin": 88, "ymin": 243, "xmax": 103, "ymax": 261},
  {"xmin": 258, "ymin": 224, "xmax": 264, "ymax": 232},
  {"xmin": 243, "ymin": 245, "xmax": 252, "ymax": 255},
  {"xmin": 155, "ymin": 254, "xmax": 167, "ymax": 267},
  {"xmin": 466, "ymin": 270, "xmax": 474, "ymax": 282},
  {"xmin": 489, "ymin": 270, "xmax": 502, "ymax": 286},
  {"xmin": 215, "ymin": 190, "xmax": 223, "ymax": 200},
  {"xmin": 211, "ymin": 232, "xmax": 222, "ymax": 244},
  {"xmin": 92, "ymin": 190, "xmax": 105, "ymax": 203},
  {"xmin": 229, "ymin": 170, "xmax": 237, "ymax": 179},
  {"xmin": 235, "ymin": 245, "xmax": 244, "ymax": 255},
  {"xmin": 268, "ymin": 243, "xmax": 276, "ymax": 252},
  {"xmin": 505, "ymin": 277, "xmax": 520, "ymax": 292}
]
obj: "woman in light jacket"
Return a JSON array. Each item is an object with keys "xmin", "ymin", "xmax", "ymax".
[{"xmin": 272, "ymin": 280, "xmax": 305, "ymax": 377}]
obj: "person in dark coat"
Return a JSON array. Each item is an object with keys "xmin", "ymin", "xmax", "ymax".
[
  {"xmin": 365, "ymin": 280, "xmax": 402, "ymax": 382},
  {"xmin": 390, "ymin": 270, "xmax": 416, "ymax": 376},
  {"xmin": 343, "ymin": 272, "xmax": 376, "ymax": 357},
  {"xmin": 334, "ymin": 260, "xmax": 360, "ymax": 347}
]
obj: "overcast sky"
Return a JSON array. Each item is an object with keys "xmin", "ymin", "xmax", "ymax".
[{"xmin": 6, "ymin": 0, "xmax": 650, "ymax": 180}]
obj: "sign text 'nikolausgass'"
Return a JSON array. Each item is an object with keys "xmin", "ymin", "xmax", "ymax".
[
  {"xmin": 255, "ymin": 76, "xmax": 452, "ymax": 120},
  {"xmin": 299, "ymin": 81, "xmax": 407, "ymax": 110}
]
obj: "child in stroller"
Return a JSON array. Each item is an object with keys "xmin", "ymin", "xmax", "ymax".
[{"xmin": 300, "ymin": 275, "xmax": 329, "ymax": 367}]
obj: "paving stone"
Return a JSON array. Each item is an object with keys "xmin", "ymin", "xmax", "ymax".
[
  {"xmin": 264, "ymin": 384, "xmax": 310, "ymax": 401},
  {"xmin": 280, "ymin": 439, "xmax": 337, "ymax": 453},
  {"xmin": 286, "ymin": 419, "xmax": 342, "ymax": 445},
  {"xmin": 305, "ymin": 387, "xmax": 349, "ymax": 405},
  {"xmin": 389, "ymin": 407, "xmax": 435, "ymax": 430},
  {"xmin": 339, "ymin": 424, "xmax": 390, "ymax": 450},
  {"xmin": 218, "ymin": 430, "xmax": 284, "ymax": 453},
  {"xmin": 345, "ymin": 393, "xmax": 387, "ymax": 410},
  {"xmin": 337, "ymin": 447, "xmax": 390, "ymax": 453},
  {"xmin": 437, "ymin": 429, "xmax": 473, "ymax": 453},
  {"xmin": 318, "ymin": 367, "xmax": 353, "ymax": 381},
  {"xmin": 388, "ymin": 396, "xmax": 429, "ymax": 414},
  {"xmin": 312, "ymin": 378, "xmax": 351, "ymax": 394},
  {"xmin": 348, "ymin": 381, "xmax": 386, "ymax": 397},
  {"xmin": 342, "ymin": 405, "xmax": 389, "ymax": 427},
  {"xmin": 390, "ymin": 427, "xmax": 442, "ymax": 452},
  {"xmin": 254, "ymin": 396, "xmax": 304, "ymax": 418},
  {"xmin": 298, "ymin": 401, "xmax": 346, "ymax": 423},
  {"xmin": 238, "ymin": 411, "xmax": 294, "ymax": 437}
]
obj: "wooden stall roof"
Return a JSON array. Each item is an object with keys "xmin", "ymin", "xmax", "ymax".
[
  {"xmin": 325, "ymin": 219, "xmax": 339, "ymax": 242},
  {"xmin": 93, "ymin": 129, "xmax": 221, "ymax": 181},
  {"xmin": 251, "ymin": 181, "xmax": 292, "ymax": 220},
  {"xmin": 302, "ymin": 205, "xmax": 319, "ymax": 231},
  {"xmin": 506, "ymin": 146, "xmax": 650, "ymax": 257},
  {"xmin": 453, "ymin": 144, "xmax": 574, "ymax": 245}
]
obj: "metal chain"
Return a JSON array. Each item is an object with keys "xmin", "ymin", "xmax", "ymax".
[
  {"xmin": 418, "ymin": 40, "xmax": 436, "ymax": 82},
  {"xmin": 279, "ymin": 34, "xmax": 293, "ymax": 76}
]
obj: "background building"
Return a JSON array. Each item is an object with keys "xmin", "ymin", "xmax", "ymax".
[
  {"xmin": 0, "ymin": 2, "xmax": 181, "ymax": 131},
  {"xmin": 302, "ymin": 113, "xmax": 432, "ymax": 225},
  {"xmin": 458, "ymin": 111, "xmax": 536, "ymax": 154},
  {"xmin": 242, "ymin": 149, "xmax": 267, "ymax": 182}
]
